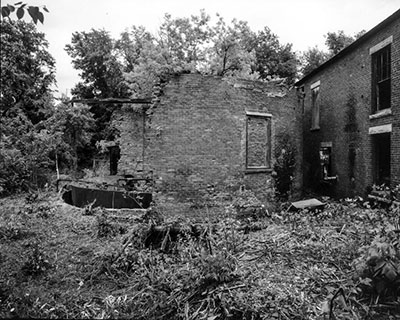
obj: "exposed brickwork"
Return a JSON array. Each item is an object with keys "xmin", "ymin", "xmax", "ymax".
[
  {"xmin": 113, "ymin": 106, "xmax": 146, "ymax": 174},
  {"xmin": 115, "ymin": 74, "xmax": 301, "ymax": 202},
  {"xmin": 297, "ymin": 11, "xmax": 400, "ymax": 197}
]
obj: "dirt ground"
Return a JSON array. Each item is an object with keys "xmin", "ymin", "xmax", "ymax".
[{"xmin": 0, "ymin": 191, "xmax": 399, "ymax": 319}]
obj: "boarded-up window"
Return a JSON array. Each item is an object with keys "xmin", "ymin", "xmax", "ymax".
[
  {"xmin": 372, "ymin": 45, "xmax": 391, "ymax": 112},
  {"xmin": 246, "ymin": 114, "xmax": 271, "ymax": 170},
  {"xmin": 311, "ymin": 84, "xmax": 320, "ymax": 130}
]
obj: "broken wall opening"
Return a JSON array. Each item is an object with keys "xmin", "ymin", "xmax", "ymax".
[{"xmin": 109, "ymin": 145, "xmax": 121, "ymax": 175}]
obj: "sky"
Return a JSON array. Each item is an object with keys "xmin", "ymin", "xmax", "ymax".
[{"xmin": 17, "ymin": 0, "xmax": 400, "ymax": 97}]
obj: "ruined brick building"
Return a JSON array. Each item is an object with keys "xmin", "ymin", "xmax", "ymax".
[
  {"xmin": 113, "ymin": 74, "xmax": 302, "ymax": 201},
  {"xmin": 108, "ymin": 9, "xmax": 399, "ymax": 201},
  {"xmin": 295, "ymin": 9, "xmax": 400, "ymax": 198}
]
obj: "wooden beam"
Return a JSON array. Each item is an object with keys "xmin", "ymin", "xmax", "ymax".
[{"xmin": 70, "ymin": 97, "xmax": 152, "ymax": 104}]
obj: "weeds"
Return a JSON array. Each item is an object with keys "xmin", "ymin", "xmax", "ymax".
[
  {"xmin": 96, "ymin": 211, "xmax": 127, "ymax": 238},
  {"xmin": 21, "ymin": 244, "xmax": 52, "ymax": 276},
  {"xmin": 0, "ymin": 223, "xmax": 32, "ymax": 241},
  {"xmin": 2, "ymin": 193, "xmax": 400, "ymax": 319}
]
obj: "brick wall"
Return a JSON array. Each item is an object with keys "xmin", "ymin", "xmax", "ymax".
[
  {"xmin": 113, "ymin": 106, "xmax": 146, "ymax": 174},
  {"xmin": 298, "ymin": 13, "xmax": 400, "ymax": 197},
  {"xmin": 392, "ymin": 16, "xmax": 400, "ymax": 187},
  {"xmin": 116, "ymin": 74, "xmax": 301, "ymax": 202}
]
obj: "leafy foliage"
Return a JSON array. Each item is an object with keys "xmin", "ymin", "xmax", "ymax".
[
  {"xmin": 69, "ymin": 11, "xmax": 298, "ymax": 102},
  {"xmin": 96, "ymin": 210, "xmax": 127, "ymax": 238},
  {"xmin": 325, "ymin": 30, "xmax": 356, "ymax": 55},
  {"xmin": 352, "ymin": 207, "xmax": 400, "ymax": 299},
  {"xmin": 1, "ymin": 2, "xmax": 48, "ymax": 24},
  {"xmin": 0, "ymin": 114, "xmax": 59, "ymax": 193},
  {"xmin": 45, "ymin": 102, "xmax": 95, "ymax": 171},
  {"xmin": 1, "ymin": 20, "xmax": 55, "ymax": 124},
  {"xmin": 229, "ymin": 188, "xmax": 269, "ymax": 221},
  {"xmin": 65, "ymin": 29, "xmax": 130, "ymax": 99},
  {"xmin": 21, "ymin": 244, "xmax": 52, "ymax": 276},
  {"xmin": 299, "ymin": 46, "xmax": 330, "ymax": 77},
  {"xmin": 300, "ymin": 30, "xmax": 366, "ymax": 77},
  {"xmin": 1, "ymin": 192, "xmax": 400, "ymax": 319},
  {"xmin": 0, "ymin": 19, "xmax": 58, "ymax": 194},
  {"xmin": 254, "ymin": 27, "xmax": 298, "ymax": 83},
  {"xmin": 273, "ymin": 132, "xmax": 296, "ymax": 200},
  {"xmin": 64, "ymin": 29, "xmax": 129, "ymax": 165}
]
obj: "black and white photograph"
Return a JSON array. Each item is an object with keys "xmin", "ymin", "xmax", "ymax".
[{"xmin": 1, "ymin": 0, "xmax": 399, "ymax": 318}]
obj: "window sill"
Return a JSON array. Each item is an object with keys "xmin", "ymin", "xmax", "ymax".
[
  {"xmin": 245, "ymin": 168, "xmax": 272, "ymax": 174},
  {"xmin": 321, "ymin": 176, "xmax": 338, "ymax": 184},
  {"xmin": 369, "ymin": 108, "xmax": 391, "ymax": 119},
  {"xmin": 323, "ymin": 176, "xmax": 337, "ymax": 181}
]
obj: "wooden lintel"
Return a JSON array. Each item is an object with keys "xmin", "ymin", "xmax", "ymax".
[{"xmin": 70, "ymin": 98, "xmax": 152, "ymax": 105}]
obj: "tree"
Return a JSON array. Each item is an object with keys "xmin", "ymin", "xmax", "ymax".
[
  {"xmin": 300, "ymin": 46, "xmax": 329, "ymax": 77},
  {"xmin": 0, "ymin": 19, "xmax": 57, "ymax": 193},
  {"xmin": 116, "ymin": 25, "xmax": 154, "ymax": 74},
  {"xmin": 254, "ymin": 27, "xmax": 297, "ymax": 83},
  {"xmin": 1, "ymin": 20, "xmax": 56, "ymax": 124},
  {"xmin": 65, "ymin": 29, "xmax": 129, "ymax": 99},
  {"xmin": 206, "ymin": 16, "xmax": 258, "ymax": 78},
  {"xmin": 121, "ymin": 11, "xmax": 213, "ymax": 96},
  {"xmin": 65, "ymin": 29, "xmax": 131, "ymax": 161},
  {"xmin": 157, "ymin": 11, "xmax": 212, "ymax": 72},
  {"xmin": 120, "ymin": 11, "xmax": 298, "ymax": 93},
  {"xmin": 120, "ymin": 24, "xmax": 181, "ymax": 97},
  {"xmin": 45, "ymin": 102, "xmax": 95, "ymax": 172},
  {"xmin": 300, "ymin": 30, "xmax": 366, "ymax": 77},
  {"xmin": 325, "ymin": 30, "xmax": 355, "ymax": 55}
]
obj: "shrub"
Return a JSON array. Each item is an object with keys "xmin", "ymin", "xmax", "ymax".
[
  {"xmin": 230, "ymin": 189, "xmax": 269, "ymax": 220},
  {"xmin": 273, "ymin": 133, "xmax": 296, "ymax": 201},
  {"xmin": 0, "ymin": 224, "xmax": 30, "ymax": 241},
  {"xmin": 96, "ymin": 211, "xmax": 127, "ymax": 238},
  {"xmin": 21, "ymin": 245, "xmax": 52, "ymax": 276},
  {"xmin": 352, "ymin": 214, "xmax": 400, "ymax": 299},
  {"xmin": 198, "ymin": 252, "xmax": 238, "ymax": 286}
]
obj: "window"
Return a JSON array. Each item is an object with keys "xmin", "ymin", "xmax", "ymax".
[
  {"xmin": 320, "ymin": 146, "xmax": 332, "ymax": 180},
  {"xmin": 372, "ymin": 44, "xmax": 391, "ymax": 112},
  {"xmin": 319, "ymin": 142, "xmax": 336, "ymax": 180},
  {"xmin": 246, "ymin": 112, "xmax": 271, "ymax": 171},
  {"xmin": 311, "ymin": 81, "xmax": 320, "ymax": 130}
]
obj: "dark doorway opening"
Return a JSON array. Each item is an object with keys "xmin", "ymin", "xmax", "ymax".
[
  {"xmin": 109, "ymin": 146, "xmax": 120, "ymax": 176},
  {"xmin": 373, "ymin": 133, "xmax": 391, "ymax": 185}
]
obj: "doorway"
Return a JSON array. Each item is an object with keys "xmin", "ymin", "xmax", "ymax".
[
  {"xmin": 109, "ymin": 146, "xmax": 120, "ymax": 176},
  {"xmin": 373, "ymin": 133, "xmax": 390, "ymax": 185}
]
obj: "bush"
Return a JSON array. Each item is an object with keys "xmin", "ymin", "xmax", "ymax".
[
  {"xmin": 352, "ymin": 212, "xmax": 400, "ymax": 299},
  {"xmin": 198, "ymin": 252, "xmax": 238, "ymax": 285},
  {"xmin": 230, "ymin": 189, "xmax": 269, "ymax": 220},
  {"xmin": 96, "ymin": 211, "xmax": 127, "ymax": 238},
  {"xmin": 273, "ymin": 133, "xmax": 296, "ymax": 201},
  {"xmin": 0, "ymin": 224, "xmax": 31, "ymax": 241},
  {"xmin": 21, "ymin": 245, "xmax": 52, "ymax": 276}
]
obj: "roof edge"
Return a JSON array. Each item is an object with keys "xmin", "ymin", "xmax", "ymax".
[{"xmin": 295, "ymin": 8, "xmax": 400, "ymax": 86}]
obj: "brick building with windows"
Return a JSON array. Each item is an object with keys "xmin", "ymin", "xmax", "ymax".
[
  {"xmin": 113, "ymin": 74, "xmax": 302, "ymax": 201},
  {"xmin": 295, "ymin": 9, "xmax": 400, "ymax": 197},
  {"xmin": 110, "ymin": 9, "xmax": 398, "ymax": 201}
]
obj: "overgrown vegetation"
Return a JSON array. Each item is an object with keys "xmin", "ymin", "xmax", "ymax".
[
  {"xmin": 273, "ymin": 132, "xmax": 297, "ymax": 201},
  {"xmin": 0, "ymin": 6, "xmax": 364, "ymax": 196},
  {"xmin": 1, "ymin": 191, "xmax": 399, "ymax": 319}
]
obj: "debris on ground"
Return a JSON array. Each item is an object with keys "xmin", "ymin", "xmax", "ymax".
[
  {"xmin": 289, "ymin": 198, "xmax": 325, "ymax": 211},
  {"xmin": 0, "ymin": 193, "xmax": 399, "ymax": 319}
]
